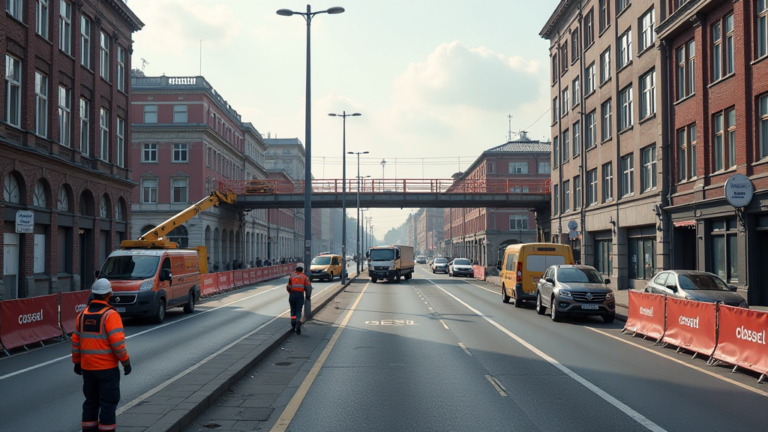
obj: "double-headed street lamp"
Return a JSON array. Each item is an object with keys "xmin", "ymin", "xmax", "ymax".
[
  {"xmin": 277, "ymin": 4, "xmax": 345, "ymax": 271},
  {"xmin": 329, "ymin": 111, "xmax": 361, "ymax": 284}
]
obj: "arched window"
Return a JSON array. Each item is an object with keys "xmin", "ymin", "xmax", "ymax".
[
  {"xmin": 168, "ymin": 225, "xmax": 189, "ymax": 248},
  {"xmin": 4, "ymin": 173, "xmax": 21, "ymax": 203},
  {"xmin": 34, "ymin": 180, "xmax": 48, "ymax": 208},
  {"xmin": 99, "ymin": 195, "xmax": 111, "ymax": 219},
  {"xmin": 57, "ymin": 186, "xmax": 70, "ymax": 211}
]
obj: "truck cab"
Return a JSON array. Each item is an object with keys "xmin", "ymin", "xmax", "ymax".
[{"xmin": 368, "ymin": 245, "xmax": 415, "ymax": 283}]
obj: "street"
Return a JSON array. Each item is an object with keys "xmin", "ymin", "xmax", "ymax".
[
  {"xmin": 0, "ymin": 264, "xmax": 355, "ymax": 432},
  {"xmin": 187, "ymin": 265, "xmax": 768, "ymax": 432}
]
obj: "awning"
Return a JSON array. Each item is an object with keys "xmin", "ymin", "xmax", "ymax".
[{"xmin": 673, "ymin": 220, "xmax": 697, "ymax": 228}]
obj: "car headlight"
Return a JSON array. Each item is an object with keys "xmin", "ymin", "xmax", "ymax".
[
  {"xmin": 606, "ymin": 293, "xmax": 614, "ymax": 299},
  {"xmin": 558, "ymin": 290, "xmax": 572, "ymax": 298},
  {"xmin": 139, "ymin": 279, "xmax": 154, "ymax": 291}
]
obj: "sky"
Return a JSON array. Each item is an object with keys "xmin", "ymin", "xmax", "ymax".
[{"xmin": 128, "ymin": 0, "xmax": 560, "ymax": 239}]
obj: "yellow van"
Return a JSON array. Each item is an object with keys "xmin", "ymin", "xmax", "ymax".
[
  {"xmin": 309, "ymin": 254, "xmax": 343, "ymax": 282},
  {"xmin": 499, "ymin": 243, "xmax": 574, "ymax": 308}
]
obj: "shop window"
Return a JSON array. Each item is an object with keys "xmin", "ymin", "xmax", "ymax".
[
  {"xmin": 629, "ymin": 235, "xmax": 656, "ymax": 279},
  {"xmin": 711, "ymin": 219, "xmax": 738, "ymax": 283},
  {"xmin": 595, "ymin": 238, "xmax": 612, "ymax": 275}
]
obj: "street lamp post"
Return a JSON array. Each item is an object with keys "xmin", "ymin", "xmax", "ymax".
[
  {"xmin": 361, "ymin": 208, "xmax": 369, "ymax": 265},
  {"xmin": 329, "ymin": 111, "xmax": 361, "ymax": 284},
  {"xmin": 277, "ymin": 4, "xmax": 345, "ymax": 271},
  {"xmin": 349, "ymin": 151, "xmax": 369, "ymax": 272}
]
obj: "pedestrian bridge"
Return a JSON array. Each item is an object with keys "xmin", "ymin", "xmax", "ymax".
[{"xmin": 221, "ymin": 178, "xmax": 551, "ymax": 209}]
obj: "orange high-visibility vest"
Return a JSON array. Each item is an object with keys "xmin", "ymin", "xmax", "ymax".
[
  {"xmin": 288, "ymin": 273, "xmax": 310, "ymax": 293},
  {"xmin": 71, "ymin": 300, "xmax": 130, "ymax": 370}
]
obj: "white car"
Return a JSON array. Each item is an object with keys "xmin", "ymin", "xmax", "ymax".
[{"xmin": 449, "ymin": 258, "xmax": 475, "ymax": 277}]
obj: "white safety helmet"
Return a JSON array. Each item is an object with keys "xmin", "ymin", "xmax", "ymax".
[
  {"xmin": 92, "ymin": 278, "xmax": 113, "ymax": 295},
  {"xmin": 295, "ymin": 263, "xmax": 305, "ymax": 271}
]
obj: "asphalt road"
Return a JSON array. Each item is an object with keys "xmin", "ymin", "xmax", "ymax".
[
  {"xmin": 273, "ymin": 265, "xmax": 768, "ymax": 432},
  {"xmin": 0, "ymin": 263, "xmax": 357, "ymax": 432}
]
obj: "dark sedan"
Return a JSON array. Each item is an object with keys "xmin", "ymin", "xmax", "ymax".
[
  {"xmin": 644, "ymin": 270, "xmax": 747, "ymax": 308},
  {"xmin": 536, "ymin": 265, "xmax": 615, "ymax": 323}
]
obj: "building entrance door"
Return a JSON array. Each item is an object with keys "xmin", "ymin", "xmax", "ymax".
[
  {"xmin": 79, "ymin": 229, "xmax": 94, "ymax": 289},
  {"xmin": 3, "ymin": 233, "xmax": 19, "ymax": 299},
  {"xmin": 756, "ymin": 230, "xmax": 768, "ymax": 306},
  {"xmin": 675, "ymin": 226, "xmax": 697, "ymax": 270}
]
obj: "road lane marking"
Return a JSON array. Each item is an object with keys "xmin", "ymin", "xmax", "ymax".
[
  {"xmin": 485, "ymin": 375, "xmax": 508, "ymax": 397},
  {"xmin": 271, "ymin": 282, "xmax": 371, "ymax": 432},
  {"xmin": 585, "ymin": 327, "xmax": 768, "ymax": 398},
  {"xmin": 427, "ymin": 279, "xmax": 666, "ymax": 432},
  {"xmin": 439, "ymin": 319, "xmax": 450, "ymax": 330},
  {"xmin": 458, "ymin": 342, "xmax": 472, "ymax": 356},
  {"xmin": 0, "ymin": 280, "xmax": 339, "ymax": 380}
]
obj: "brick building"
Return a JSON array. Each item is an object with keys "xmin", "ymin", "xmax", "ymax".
[
  {"xmin": 541, "ymin": 0, "xmax": 666, "ymax": 291},
  {"xmin": 1, "ymin": 0, "xmax": 143, "ymax": 299},
  {"xmin": 415, "ymin": 208, "xmax": 443, "ymax": 257},
  {"xmin": 658, "ymin": 0, "xmax": 768, "ymax": 305},
  {"xmin": 442, "ymin": 133, "xmax": 551, "ymax": 266}
]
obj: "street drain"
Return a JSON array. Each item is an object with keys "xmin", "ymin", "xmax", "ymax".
[{"xmin": 275, "ymin": 361, "xmax": 293, "ymax": 366}]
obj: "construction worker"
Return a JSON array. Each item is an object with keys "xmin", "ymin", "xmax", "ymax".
[
  {"xmin": 72, "ymin": 279, "xmax": 131, "ymax": 432},
  {"xmin": 286, "ymin": 264, "xmax": 312, "ymax": 334}
]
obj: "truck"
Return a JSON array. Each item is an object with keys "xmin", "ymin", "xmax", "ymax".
[{"xmin": 368, "ymin": 245, "xmax": 415, "ymax": 283}]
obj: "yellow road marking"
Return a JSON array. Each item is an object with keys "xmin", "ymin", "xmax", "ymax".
[
  {"xmin": 439, "ymin": 319, "xmax": 450, "ymax": 330},
  {"xmin": 270, "ymin": 282, "xmax": 371, "ymax": 431},
  {"xmin": 485, "ymin": 375, "xmax": 508, "ymax": 397},
  {"xmin": 585, "ymin": 327, "xmax": 768, "ymax": 398},
  {"xmin": 458, "ymin": 342, "xmax": 472, "ymax": 356}
]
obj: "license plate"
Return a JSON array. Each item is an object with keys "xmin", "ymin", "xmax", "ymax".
[
  {"xmin": 581, "ymin": 304, "xmax": 599, "ymax": 310},
  {"xmin": 116, "ymin": 307, "xmax": 126, "ymax": 313}
]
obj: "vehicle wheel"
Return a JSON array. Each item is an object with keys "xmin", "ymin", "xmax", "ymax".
[
  {"xmin": 513, "ymin": 289, "xmax": 524, "ymax": 308},
  {"xmin": 603, "ymin": 313, "xmax": 616, "ymax": 323},
  {"xmin": 183, "ymin": 292, "xmax": 195, "ymax": 314},
  {"xmin": 152, "ymin": 298, "xmax": 166, "ymax": 324},
  {"xmin": 325, "ymin": 274, "xmax": 331, "ymax": 282},
  {"xmin": 449, "ymin": 272, "xmax": 453, "ymax": 277},
  {"xmin": 501, "ymin": 285, "xmax": 511, "ymax": 304},
  {"xmin": 372, "ymin": 278, "xmax": 378, "ymax": 283},
  {"xmin": 432, "ymin": 269, "xmax": 435, "ymax": 274},
  {"xmin": 536, "ymin": 292, "xmax": 546, "ymax": 315},
  {"xmin": 395, "ymin": 272, "xmax": 401, "ymax": 283},
  {"xmin": 550, "ymin": 297, "xmax": 562, "ymax": 322},
  {"xmin": 405, "ymin": 272, "xmax": 412, "ymax": 280}
]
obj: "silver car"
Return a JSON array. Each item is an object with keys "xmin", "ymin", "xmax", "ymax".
[
  {"xmin": 536, "ymin": 265, "xmax": 615, "ymax": 323},
  {"xmin": 644, "ymin": 270, "xmax": 747, "ymax": 308},
  {"xmin": 431, "ymin": 257, "xmax": 449, "ymax": 274}
]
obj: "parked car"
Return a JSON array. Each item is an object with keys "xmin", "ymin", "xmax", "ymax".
[
  {"xmin": 535, "ymin": 265, "xmax": 615, "ymax": 323},
  {"xmin": 644, "ymin": 270, "xmax": 748, "ymax": 308},
  {"xmin": 449, "ymin": 258, "xmax": 474, "ymax": 277},
  {"xmin": 416, "ymin": 256, "xmax": 427, "ymax": 264},
  {"xmin": 431, "ymin": 257, "xmax": 449, "ymax": 274}
]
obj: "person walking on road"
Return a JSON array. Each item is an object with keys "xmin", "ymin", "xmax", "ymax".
[
  {"xmin": 287, "ymin": 264, "xmax": 312, "ymax": 334},
  {"xmin": 72, "ymin": 279, "xmax": 131, "ymax": 432}
]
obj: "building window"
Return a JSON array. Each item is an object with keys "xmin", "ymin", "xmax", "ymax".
[
  {"xmin": 585, "ymin": 63, "xmax": 596, "ymax": 94},
  {"xmin": 172, "ymin": 178, "xmax": 188, "ymax": 203},
  {"xmin": 173, "ymin": 105, "xmax": 188, "ymax": 123},
  {"xmin": 553, "ymin": 136, "xmax": 559, "ymax": 168},
  {"xmin": 677, "ymin": 41, "xmax": 696, "ymax": 100},
  {"xmin": 538, "ymin": 161, "xmax": 551, "ymax": 174},
  {"xmin": 713, "ymin": 109, "xmax": 736, "ymax": 171},
  {"xmin": 142, "ymin": 143, "xmax": 158, "ymax": 162},
  {"xmin": 629, "ymin": 237, "xmax": 656, "ymax": 280},
  {"xmin": 574, "ymin": 175, "xmax": 582, "ymax": 209},
  {"xmin": 619, "ymin": 85, "xmax": 634, "ymax": 130},
  {"xmin": 600, "ymin": 48, "xmax": 611, "ymax": 84},
  {"xmin": 640, "ymin": 69, "xmax": 656, "ymax": 119},
  {"xmin": 58, "ymin": 86, "xmax": 70, "ymax": 147},
  {"xmin": 599, "ymin": 0, "xmax": 610, "ymax": 33},
  {"xmin": 618, "ymin": 29, "xmax": 632, "ymax": 69},
  {"xmin": 100, "ymin": 31, "xmax": 110, "ymax": 80},
  {"xmin": 553, "ymin": 96, "xmax": 559, "ymax": 122},
  {"xmin": 144, "ymin": 105, "xmax": 158, "ymax": 123},
  {"xmin": 36, "ymin": 0, "xmax": 49, "ymax": 39},
  {"xmin": 641, "ymin": 145, "xmax": 657, "ymax": 192},
  {"xmin": 601, "ymin": 99, "xmax": 612, "ymax": 141},
  {"xmin": 586, "ymin": 110, "xmax": 597, "ymax": 149},
  {"xmin": 509, "ymin": 215, "xmax": 529, "ymax": 230},
  {"xmin": 80, "ymin": 98, "xmax": 89, "ymax": 155},
  {"xmin": 712, "ymin": 15, "xmax": 734, "ymax": 82},
  {"xmin": 603, "ymin": 162, "xmax": 614, "ymax": 202},
  {"xmin": 584, "ymin": 9, "xmax": 594, "ymax": 47},
  {"xmin": 587, "ymin": 169, "xmax": 598, "ymax": 205},
  {"xmin": 760, "ymin": 95, "xmax": 768, "ymax": 159},
  {"xmin": 7, "ymin": 0, "xmax": 22, "ymax": 20},
  {"xmin": 595, "ymin": 239, "xmax": 612, "ymax": 275},
  {"xmin": 35, "ymin": 72, "xmax": 48, "ymax": 138},
  {"xmin": 509, "ymin": 162, "xmax": 528, "ymax": 174},
  {"xmin": 173, "ymin": 143, "xmax": 189, "ymax": 162},
  {"xmin": 116, "ymin": 117, "xmax": 124, "ymax": 167},
  {"xmin": 563, "ymin": 129, "xmax": 570, "ymax": 162},
  {"xmin": 552, "ymin": 53, "xmax": 559, "ymax": 84},
  {"xmin": 142, "ymin": 178, "xmax": 158, "ymax": 204},
  {"xmin": 81, "ymin": 16, "xmax": 91, "ymax": 68},
  {"xmin": 572, "ymin": 76, "xmax": 580, "ymax": 107},
  {"xmin": 759, "ymin": 0, "xmax": 768, "ymax": 59},
  {"xmin": 677, "ymin": 124, "xmax": 698, "ymax": 181},
  {"xmin": 561, "ymin": 88, "xmax": 569, "ymax": 116},
  {"xmin": 573, "ymin": 121, "xmax": 581, "ymax": 156},
  {"xmin": 639, "ymin": 8, "xmax": 656, "ymax": 52},
  {"xmin": 711, "ymin": 219, "xmax": 739, "ymax": 283},
  {"xmin": 621, "ymin": 153, "xmax": 634, "ymax": 197},
  {"xmin": 59, "ymin": 0, "xmax": 72, "ymax": 55},
  {"xmin": 563, "ymin": 180, "xmax": 571, "ymax": 212},
  {"xmin": 618, "ymin": 0, "xmax": 630, "ymax": 13},
  {"xmin": 488, "ymin": 162, "xmax": 495, "ymax": 173},
  {"xmin": 99, "ymin": 108, "xmax": 109, "ymax": 162},
  {"xmin": 571, "ymin": 29, "xmax": 580, "ymax": 63},
  {"xmin": 553, "ymin": 184, "xmax": 559, "ymax": 214},
  {"xmin": 116, "ymin": 46, "xmax": 125, "ymax": 92}
]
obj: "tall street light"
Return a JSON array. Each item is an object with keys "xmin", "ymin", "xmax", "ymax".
[
  {"xmin": 361, "ymin": 208, "xmax": 369, "ymax": 265},
  {"xmin": 277, "ymin": 4, "xmax": 345, "ymax": 271},
  {"xmin": 329, "ymin": 111, "xmax": 361, "ymax": 284},
  {"xmin": 350, "ymin": 151, "xmax": 368, "ymax": 271}
]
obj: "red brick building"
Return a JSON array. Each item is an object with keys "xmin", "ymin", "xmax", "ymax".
[
  {"xmin": 1, "ymin": 0, "xmax": 143, "ymax": 299},
  {"xmin": 658, "ymin": 0, "xmax": 768, "ymax": 304}
]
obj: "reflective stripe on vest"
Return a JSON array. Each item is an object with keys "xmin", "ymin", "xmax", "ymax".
[
  {"xmin": 77, "ymin": 304, "xmax": 126, "ymax": 370},
  {"xmin": 289, "ymin": 274, "xmax": 308, "ymax": 292}
]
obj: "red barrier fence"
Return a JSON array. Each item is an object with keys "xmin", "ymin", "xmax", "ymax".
[
  {"xmin": 201, "ymin": 274, "xmax": 219, "ymax": 297},
  {"xmin": 217, "ymin": 272, "xmax": 232, "ymax": 292},
  {"xmin": 60, "ymin": 290, "xmax": 92, "ymax": 335},
  {"xmin": 243, "ymin": 270, "xmax": 251, "ymax": 285},
  {"xmin": 0, "ymin": 294, "xmax": 61, "ymax": 350},
  {"xmin": 662, "ymin": 297, "xmax": 718, "ymax": 358},
  {"xmin": 473, "ymin": 266, "xmax": 486, "ymax": 281},
  {"xmin": 233, "ymin": 270, "xmax": 244, "ymax": 288},
  {"xmin": 624, "ymin": 291, "xmax": 666, "ymax": 341},
  {"xmin": 713, "ymin": 306, "xmax": 768, "ymax": 376}
]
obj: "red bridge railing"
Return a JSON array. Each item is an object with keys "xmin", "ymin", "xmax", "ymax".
[{"xmin": 220, "ymin": 178, "xmax": 551, "ymax": 196}]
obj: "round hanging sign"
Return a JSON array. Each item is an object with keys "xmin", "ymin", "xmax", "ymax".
[{"xmin": 723, "ymin": 173, "xmax": 754, "ymax": 208}]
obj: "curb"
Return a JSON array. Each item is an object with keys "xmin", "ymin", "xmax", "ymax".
[{"xmin": 120, "ymin": 272, "xmax": 362, "ymax": 432}]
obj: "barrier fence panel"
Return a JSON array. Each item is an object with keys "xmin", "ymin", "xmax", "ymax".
[
  {"xmin": 217, "ymin": 272, "xmax": 232, "ymax": 292},
  {"xmin": 60, "ymin": 290, "xmax": 92, "ymax": 335},
  {"xmin": 661, "ymin": 297, "xmax": 718, "ymax": 358},
  {"xmin": 0, "ymin": 294, "xmax": 61, "ymax": 350},
  {"xmin": 233, "ymin": 270, "xmax": 244, "ymax": 288},
  {"xmin": 243, "ymin": 270, "xmax": 252, "ymax": 285},
  {"xmin": 473, "ymin": 266, "xmax": 486, "ymax": 281},
  {"xmin": 201, "ymin": 274, "xmax": 219, "ymax": 297},
  {"xmin": 713, "ymin": 306, "xmax": 768, "ymax": 376},
  {"xmin": 256, "ymin": 269, "xmax": 264, "ymax": 282},
  {"xmin": 624, "ymin": 291, "xmax": 666, "ymax": 341}
]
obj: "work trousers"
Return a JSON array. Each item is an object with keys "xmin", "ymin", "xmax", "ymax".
[
  {"xmin": 82, "ymin": 367, "xmax": 121, "ymax": 431},
  {"xmin": 289, "ymin": 291, "xmax": 305, "ymax": 328}
]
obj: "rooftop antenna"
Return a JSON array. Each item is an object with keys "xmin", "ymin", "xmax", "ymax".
[
  {"xmin": 508, "ymin": 114, "xmax": 513, "ymax": 142},
  {"xmin": 141, "ymin": 58, "xmax": 149, "ymax": 71}
]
